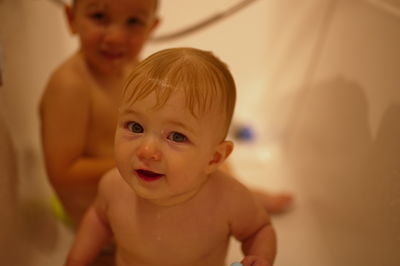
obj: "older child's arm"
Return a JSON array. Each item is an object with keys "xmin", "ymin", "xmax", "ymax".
[
  {"xmin": 65, "ymin": 203, "xmax": 112, "ymax": 266},
  {"xmin": 228, "ymin": 180, "xmax": 277, "ymax": 266}
]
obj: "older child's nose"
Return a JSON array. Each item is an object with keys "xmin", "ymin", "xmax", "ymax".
[
  {"xmin": 104, "ymin": 25, "xmax": 127, "ymax": 45},
  {"xmin": 137, "ymin": 137, "xmax": 161, "ymax": 161}
]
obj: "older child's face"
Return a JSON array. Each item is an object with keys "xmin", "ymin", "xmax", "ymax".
[
  {"xmin": 114, "ymin": 90, "xmax": 226, "ymax": 206},
  {"xmin": 67, "ymin": 0, "xmax": 158, "ymax": 74}
]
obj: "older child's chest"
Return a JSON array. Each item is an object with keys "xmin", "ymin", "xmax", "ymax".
[
  {"xmin": 86, "ymin": 83, "xmax": 121, "ymax": 156},
  {"xmin": 109, "ymin": 197, "xmax": 230, "ymax": 264}
]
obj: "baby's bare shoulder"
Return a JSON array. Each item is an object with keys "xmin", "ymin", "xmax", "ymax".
[
  {"xmin": 209, "ymin": 170, "xmax": 250, "ymax": 195},
  {"xmin": 98, "ymin": 168, "xmax": 125, "ymax": 194},
  {"xmin": 96, "ymin": 169, "xmax": 136, "ymax": 215},
  {"xmin": 202, "ymin": 171, "xmax": 252, "ymax": 212},
  {"xmin": 210, "ymin": 170, "xmax": 264, "ymax": 213},
  {"xmin": 209, "ymin": 173, "xmax": 271, "ymax": 242}
]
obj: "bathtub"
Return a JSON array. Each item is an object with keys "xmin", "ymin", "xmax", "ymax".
[{"xmin": 1, "ymin": 0, "xmax": 400, "ymax": 265}]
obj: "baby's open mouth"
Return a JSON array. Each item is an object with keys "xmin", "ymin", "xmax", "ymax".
[{"xmin": 136, "ymin": 169, "xmax": 164, "ymax": 182}]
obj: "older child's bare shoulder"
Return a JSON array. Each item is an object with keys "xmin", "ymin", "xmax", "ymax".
[
  {"xmin": 41, "ymin": 53, "xmax": 91, "ymax": 104},
  {"xmin": 40, "ymin": 54, "xmax": 94, "ymax": 128}
]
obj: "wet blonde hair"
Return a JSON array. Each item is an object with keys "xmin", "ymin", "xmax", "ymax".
[{"xmin": 122, "ymin": 47, "xmax": 236, "ymax": 138}]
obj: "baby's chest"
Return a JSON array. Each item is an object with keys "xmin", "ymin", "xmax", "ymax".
[{"xmin": 109, "ymin": 204, "xmax": 230, "ymax": 263}]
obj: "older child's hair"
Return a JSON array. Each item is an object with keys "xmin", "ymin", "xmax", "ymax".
[
  {"xmin": 122, "ymin": 47, "xmax": 236, "ymax": 138},
  {"xmin": 72, "ymin": 0, "xmax": 159, "ymax": 12}
]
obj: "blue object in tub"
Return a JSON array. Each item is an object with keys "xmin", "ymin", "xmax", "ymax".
[{"xmin": 233, "ymin": 124, "xmax": 255, "ymax": 142}]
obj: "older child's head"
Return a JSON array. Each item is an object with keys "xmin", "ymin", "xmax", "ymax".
[
  {"xmin": 115, "ymin": 47, "xmax": 236, "ymax": 205},
  {"xmin": 121, "ymin": 47, "xmax": 236, "ymax": 139},
  {"xmin": 65, "ymin": 0, "xmax": 159, "ymax": 74}
]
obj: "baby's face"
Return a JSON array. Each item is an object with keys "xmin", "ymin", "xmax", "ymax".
[
  {"xmin": 114, "ymin": 90, "xmax": 226, "ymax": 206},
  {"xmin": 69, "ymin": 0, "xmax": 158, "ymax": 74}
]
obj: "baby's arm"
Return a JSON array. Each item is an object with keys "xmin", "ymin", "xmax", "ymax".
[
  {"xmin": 228, "ymin": 180, "xmax": 277, "ymax": 266},
  {"xmin": 239, "ymin": 221, "xmax": 276, "ymax": 266},
  {"xmin": 40, "ymin": 71, "xmax": 115, "ymax": 187},
  {"xmin": 65, "ymin": 206, "xmax": 111, "ymax": 266},
  {"xmin": 65, "ymin": 179, "xmax": 112, "ymax": 266}
]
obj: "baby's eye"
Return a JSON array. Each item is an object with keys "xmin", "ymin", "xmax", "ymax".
[
  {"xmin": 126, "ymin": 122, "xmax": 143, "ymax": 133},
  {"xmin": 168, "ymin": 132, "xmax": 188, "ymax": 143}
]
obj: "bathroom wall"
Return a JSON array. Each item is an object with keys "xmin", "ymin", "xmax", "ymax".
[
  {"xmin": 1, "ymin": 0, "xmax": 399, "ymax": 265},
  {"xmin": 278, "ymin": 1, "xmax": 400, "ymax": 265},
  {"xmin": 0, "ymin": 0, "xmax": 75, "ymax": 265},
  {"xmin": 144, "ymin": 0, "xmax": 334, "ymax": 141}
]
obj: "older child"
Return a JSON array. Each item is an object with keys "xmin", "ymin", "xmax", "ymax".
[
  {"xmin": 66, "ymin": 47, "xmax": 276, "ymax": 266},
  {"xmin": 40, "ymin": 0, "xmax": 291, "ymax": 230},
  {"xmin": 40, "ymin": 0, "xmax": 160, "ymax": 226}
]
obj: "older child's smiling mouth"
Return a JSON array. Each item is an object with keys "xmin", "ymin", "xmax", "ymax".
[
  {"xmin": 136, "ymin": 169, "xmax": 164, "ymax": 182},
  {"xmin": 101, "ymin": 50, "xmax": 124, "ymax": 61}
]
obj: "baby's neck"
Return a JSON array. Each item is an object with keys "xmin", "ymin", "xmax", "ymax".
[
  {"xmin": 136, "ymin": 181, "xmax": 209, "ymax": 209},
  {"xmin": 145, "ymin": 190, "xmax": 199, "ymax": 208}
]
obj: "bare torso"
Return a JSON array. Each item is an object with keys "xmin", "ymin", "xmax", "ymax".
[
  {"xmin": 100, "ymin": 169, "xmax": 237, "ymax": 266},
  {"xmin": 40, "ymin": 52, "xmax": 132, "ymax": 225},
  {"xmin": 85, "ymin": 76, "xmax": 119, "ymax": 158}
]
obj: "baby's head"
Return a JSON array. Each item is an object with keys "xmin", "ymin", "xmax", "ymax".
[
  {"xmin": 121, "ymin": 47, "xmax": 236, "ymax": 140},
  {"xmin": 115, "ymin": 47, "xmax": 236, "ymax": 206}
]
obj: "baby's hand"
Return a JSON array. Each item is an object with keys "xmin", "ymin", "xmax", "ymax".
[{"xmin": 240, "ymin": 255, "xmax": 271, "ymax": 266}]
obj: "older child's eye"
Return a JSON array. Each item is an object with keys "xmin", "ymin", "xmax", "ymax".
[
  {"xmin": 168, "ymin": 132, "xmax": 187, "ymax": 143},
  {"xmin": 90, "ymin": 12, "xmax": 107, "ymax": 22},
  {"xmin": 127, "ymin": 17, "xmax": 143, "ymax": 25},
  {"xmin": 127, "ymin": 122, "xmax": 143, "ymax": 133}
]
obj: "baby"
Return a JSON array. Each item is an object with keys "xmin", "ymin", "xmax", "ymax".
[{"xmin": 65, "ymin": 47, "xmax": 276, "ymax": 266}]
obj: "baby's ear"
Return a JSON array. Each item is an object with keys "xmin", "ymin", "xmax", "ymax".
[
  {"xmin": 206, "ymin": 140, "xmax": 234, "ymax": 174},
  {"xmin": 64, "ymin": 5, "xmax": 77, "ymax": 34}
]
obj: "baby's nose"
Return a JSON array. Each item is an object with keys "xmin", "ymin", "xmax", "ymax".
[{"xmin": 137, "ymin": 137, "xmax": 161, "ymax": 161}]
